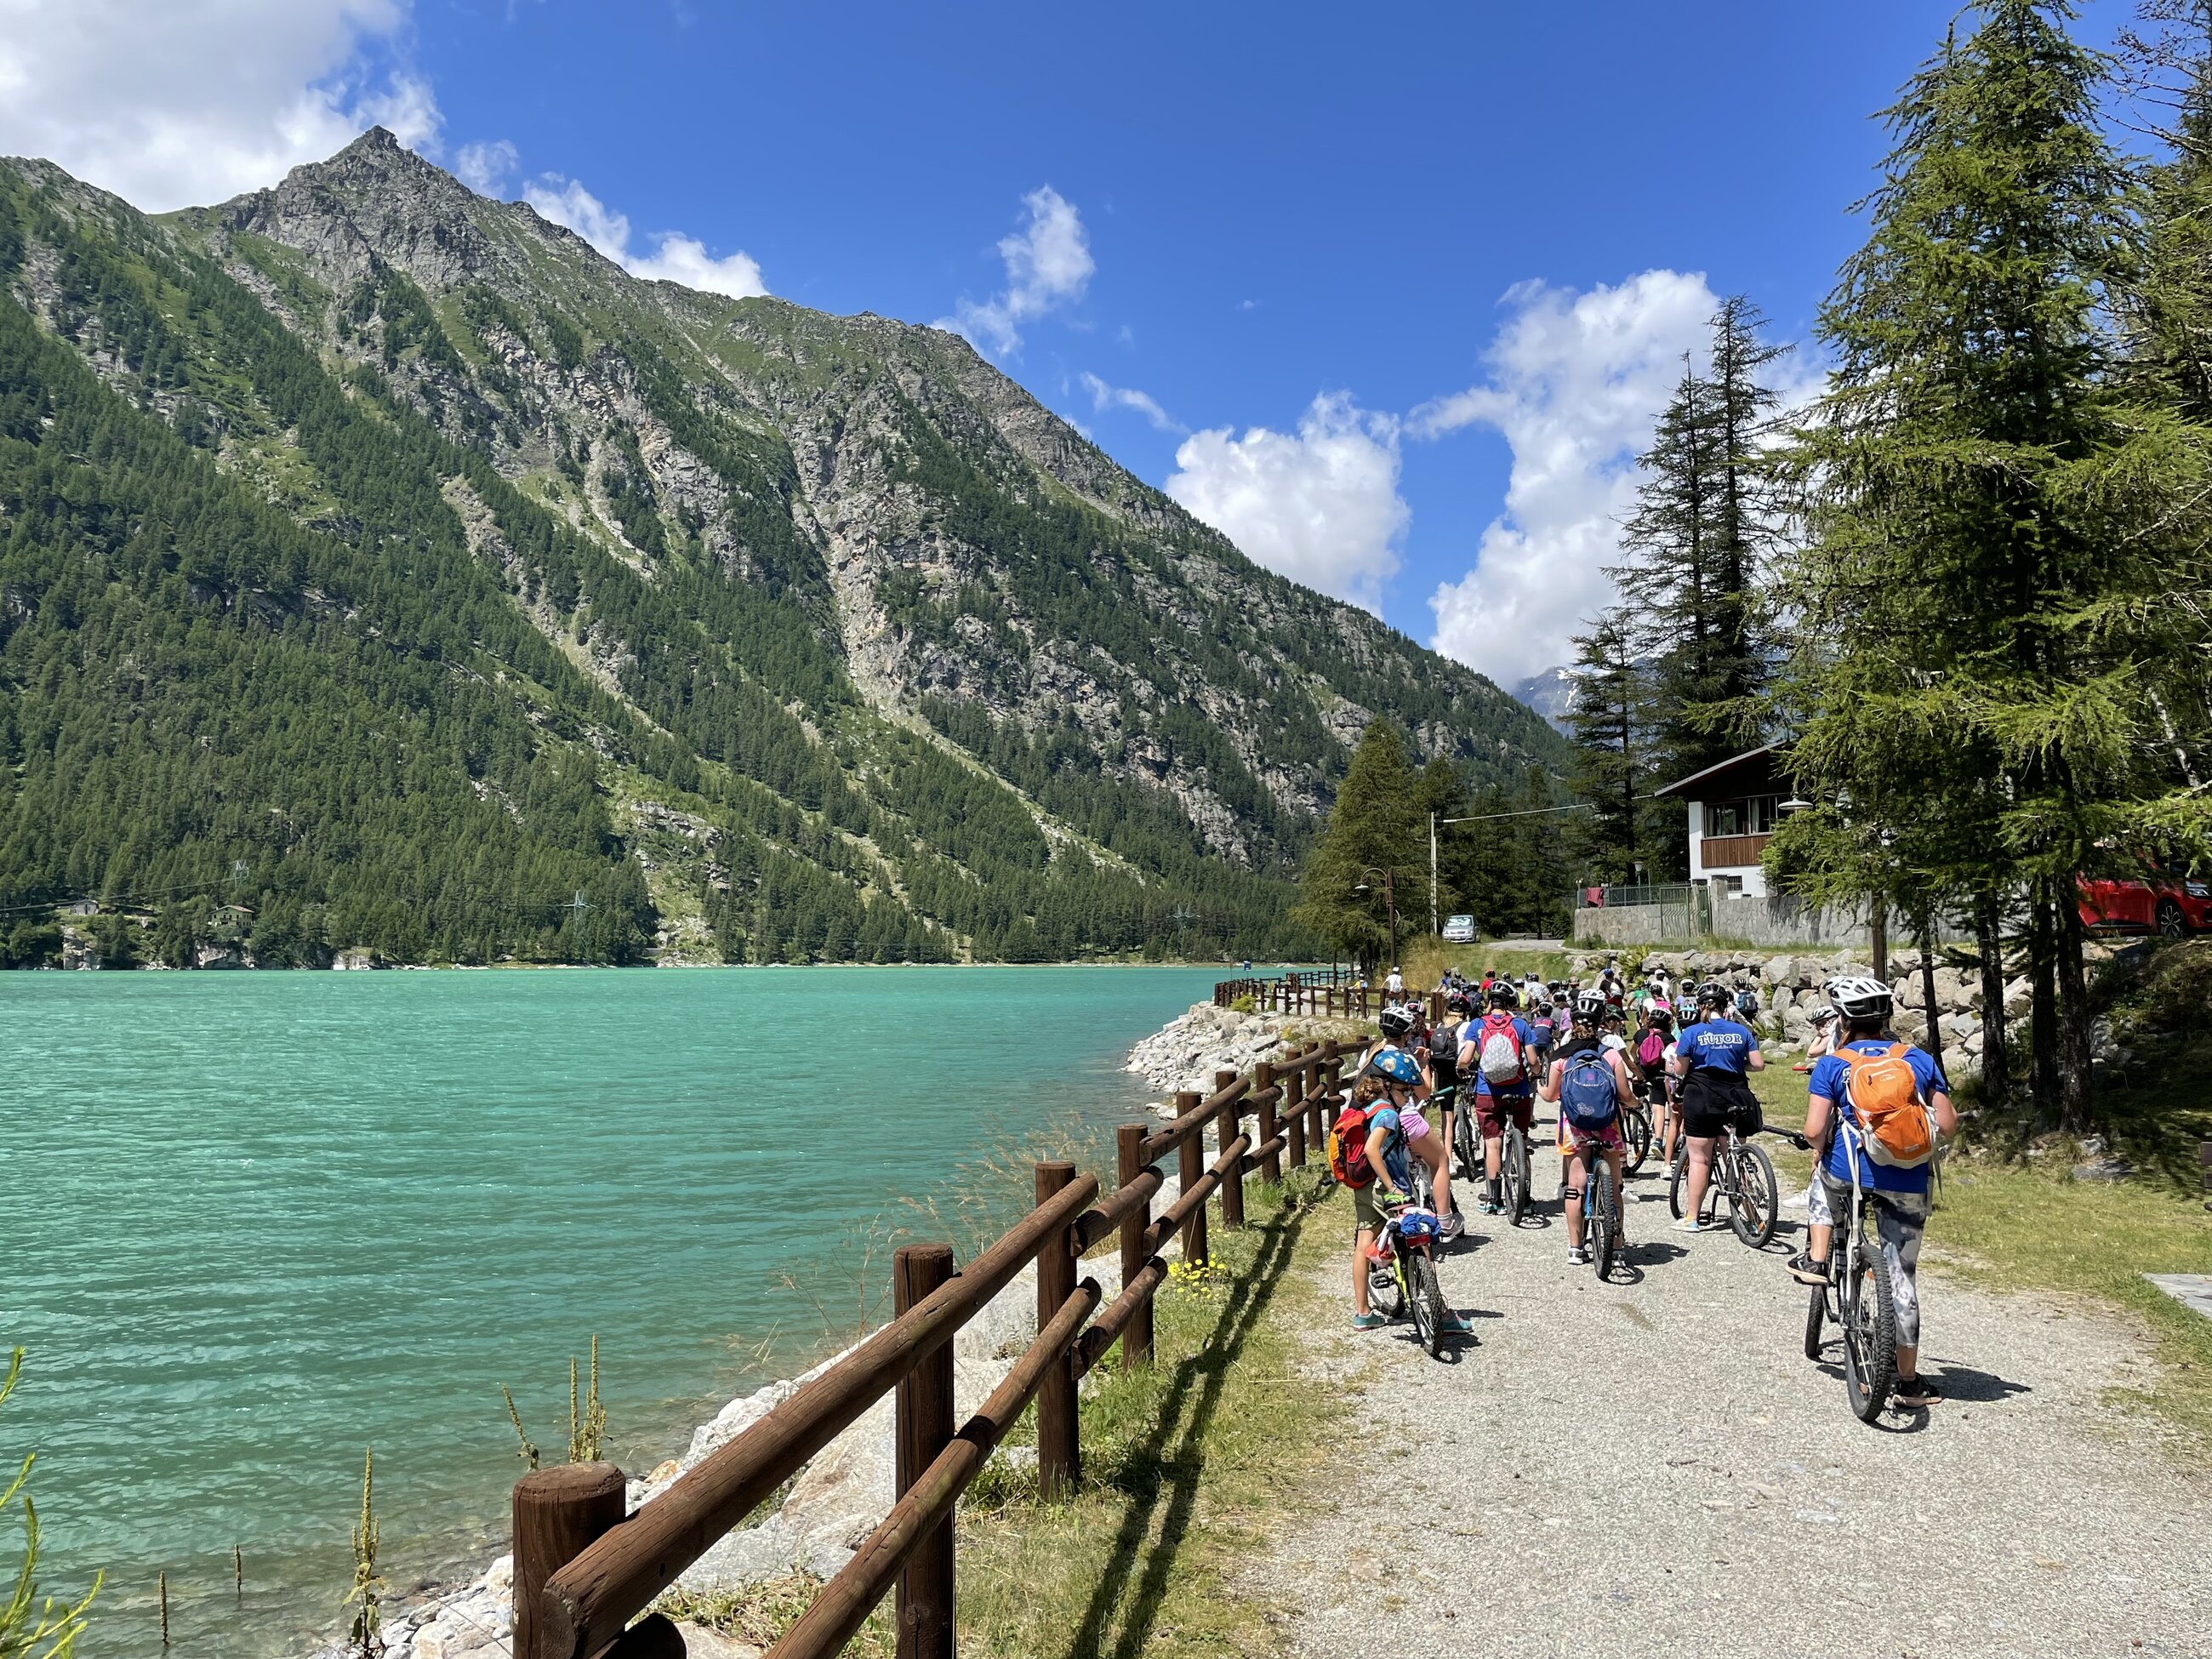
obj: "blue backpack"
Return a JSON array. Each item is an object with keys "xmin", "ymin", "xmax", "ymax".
[{"xmin": 1559, "ymin": 1050, "xmax": 1620, "ymax": 1132}]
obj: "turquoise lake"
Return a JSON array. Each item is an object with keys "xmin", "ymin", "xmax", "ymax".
[{"xmin": 0, "ymin": 965, "xmax": 1223, "ymax": 1657}]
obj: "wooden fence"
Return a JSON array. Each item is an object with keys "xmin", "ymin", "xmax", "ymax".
[
  {"xmin": 507, "ymin": 1038, "xmax": 1353, "ymax": 1659},
  {"xmin": 1213, "ymin": 971, "xmax": 1443, "ymax": 1023}
]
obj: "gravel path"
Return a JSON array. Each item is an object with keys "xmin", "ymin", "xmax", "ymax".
[{"xmin": 1249, "ymin": 1127, "xmax": 2212, "ymax": 1659}]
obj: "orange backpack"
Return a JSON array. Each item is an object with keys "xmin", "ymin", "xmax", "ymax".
[
  {"xmin": 1327, "ymin": 1103, "xmax": 1377, "ymax": 1189},
  {"xmin": 1840, "ymin": 1043, "xmax": 1937, "ymax": 1168}
]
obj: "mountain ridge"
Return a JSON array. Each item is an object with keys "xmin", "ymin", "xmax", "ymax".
[{"xmin": 0, "ymin": 130, "xmax": 1565, "ymax": 965}]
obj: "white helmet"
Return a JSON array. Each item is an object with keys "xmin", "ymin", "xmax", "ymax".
[{"xmin": 1825, "ymin": 974, "xmax": 1893, "ymax": 1023}]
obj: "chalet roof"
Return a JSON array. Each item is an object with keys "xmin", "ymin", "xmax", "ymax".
[{"xmin": 1652, "ymin": 744, "xmax": 1779, "ymax": 801}]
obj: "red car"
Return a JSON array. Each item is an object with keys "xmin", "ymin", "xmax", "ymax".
[{"xmin": 2078, "ymin": 858, "xmax": 2212, "ymax": 938}]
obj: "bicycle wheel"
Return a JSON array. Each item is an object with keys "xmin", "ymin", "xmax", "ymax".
[
  {"xmin": 1667, "ymin": 1148, "xmax": 1687, "ymax": 1220},
  {"xmin": 1842, "ymin": 1240, "xmax": 1898, "ymax": 1423},
  {"xmin": 1804, "ymin": 1279, "xmax": 1827, "ymax": 1361},
  {"xmin": 1621, "ymin": 1103, "xmax": 1652, "ymax": 1176},
  {"xmin": 1589, "ymin": 1161, "xmax": 1617, "ymax": 1280},
  {"xmin": 1410, "ymin": 1252, "xmax": 1448, "ymax": 1358},
  {"xmin": 1730, "ymin": 1143, "xmax": 1778, "ymax": 1250},
  {"xmin": 1502, "ymin": 1123, "xmax": 1530, "ymax": 1225},
  {"xmin": 1453, "ymin": 1104, "xmax": 1479, "ymax": 1183},
  {"xmin": 1367, "ymin": 1247, "xmax": 1405, "ymax": 1320}
]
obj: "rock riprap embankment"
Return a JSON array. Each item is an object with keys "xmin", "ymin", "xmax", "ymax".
[{"xmin": 1126, "ymin": 1002, "xmax": 1365, "ymax": 1101}]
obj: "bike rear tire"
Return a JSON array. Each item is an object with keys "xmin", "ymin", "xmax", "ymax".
[
  {"xmin": 1843, "ymin": 1240, "xmax": 1897, "ymax": 1423},
  {"xmin": 1803, "ymin": 1282, "xmax": 1827, "ymax": 1361},
  {"xmin": 1590, "ymin": 1160, "xmax": 1618, "ymax": 1281},
  {"xmin": 1667, "ymin": 1149, "xmax": 1687, "ymax": 1221},
  {"xmin": 1368, "ymin": 1254, "xmax": 1405, "ymax": 1320},
  {"xmin": 1730, "ymin": 1143, "xmax": 1778, "ymax": 1249},
  {"xmin": 1502, "ymin": 1123, "xmax": 1530, "ymax": 1225},
  {"xmin": 1410, "ymin": 1251, "xmax": 1448, "ymax": 1359},
  {"xmin": 1621, "ymin": 1103, "xmax": 1652, "ymax": 1176}
]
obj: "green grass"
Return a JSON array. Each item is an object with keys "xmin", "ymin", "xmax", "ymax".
[
  {"xmin": 653, "ymin": 1171, "xmax": 1352, "ymax": 1657},
  {"xmin": 1402, "ymin": 938, "xmax": 1572, "ymax": 989},
  {"xmin": 955, "ymin": 1170, "xmax": 1351, "ymax": 1658}
]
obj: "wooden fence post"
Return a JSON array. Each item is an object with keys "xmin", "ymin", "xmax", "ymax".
[
  {"xmin": 513, "ymin": 1462, "xmax": 626, "ymax": 1659},
  {"xmin": 1175, "ymin": 1090, "xmax": 1207, "ymax": 1265},
  {"xmin": 1213, "ymin": 1069, "xmax": 1244, "ymax": 1230},
  {"xmin": 893, "ymin": 1244, "xmax": 956, "ymax": 1659},
  {"xmin": 1285, "ymin": 1056, "xmax": 1307, "ymax": 1170},
  {"xmin": 1254, "ymin": 1061, "xmax": 1280, "ymax": 1186},
  {"xmin": 1117, "ymin": 1123, "xmax": 1154, "ymax": 1370},
  {"xmin": 1035, "ymin": 1161, "xmax": 1080, "ymax": 1499}
]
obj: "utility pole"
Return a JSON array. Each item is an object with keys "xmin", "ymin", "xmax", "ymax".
[{"xmin": 1430, "ymin": 814, "xmax": 1439, "ymax": 938}]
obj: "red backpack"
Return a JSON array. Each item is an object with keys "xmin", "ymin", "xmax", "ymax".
[{"xmin": 1327, "ymin": 1103, "xmax": 1377, "ymax": 1188}]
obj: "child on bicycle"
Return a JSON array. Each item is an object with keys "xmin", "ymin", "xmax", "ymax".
[
  {"xmin": 1542, "ymin": 992, "xmax": 1636, "ymax": 1264},
  {"xmin": 1790, "ymin": 975, "xmax": 1956, "ymax": 1408},
  {"xmin": 1344, "ymin": 1049, "xmax": 1470, "ymax": 1333}
]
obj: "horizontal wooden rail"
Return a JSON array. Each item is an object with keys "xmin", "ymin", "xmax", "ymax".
[
  {"xmin": 1074, "ymin": 1256, "xmax": 1170, "ymax": 1377},
  {"xmin": 1070, "ymin": 1165, "xmax": 1163, "ymax": 1254},
  {"xmin": 518, "ymin": 1029, "xmax": 1351, "ymax": 1659},
  {"xmin": 763, "ymin": 1280, "xmax": 1103, "ymax": 1659},
  {"xmin": 538, "ymin": 1173, "xmax": 1099, "ymax": 1658}
]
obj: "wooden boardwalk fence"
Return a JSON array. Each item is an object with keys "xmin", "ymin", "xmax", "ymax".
[
  {"xmin": 1214, "ymin": 969, "xmax": 1445, "ymax": 1023},
  {"xmin": 509, "ymin": 1025, "xmax": 1354, "ymax": 1659}
]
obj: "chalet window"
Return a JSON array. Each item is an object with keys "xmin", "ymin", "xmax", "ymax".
[{"xmin": 1703, "ymin": 796, "xmax": 1779, "ymax": 837}]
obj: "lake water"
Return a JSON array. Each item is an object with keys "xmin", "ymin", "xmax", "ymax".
[{"xmin": 0, "ymin": 965, "xmax": 1221, "ymax": 1658}]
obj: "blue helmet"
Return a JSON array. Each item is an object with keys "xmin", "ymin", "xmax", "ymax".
[{"xmin": 1365, "ymin": 1047, "xmax": 1423, "ymax": 1086}]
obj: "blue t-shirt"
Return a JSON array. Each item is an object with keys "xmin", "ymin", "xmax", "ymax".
[
  {"xmin": 1678, "ymin": 1018, "xmax": 1760, "ymax": 1075},
  {"xmin": 1810, "ymin": 1040, "xmax": 1950, "ymax": 1195},
  {"xmin": 1464, "ymin": 1015, "xmax": 1536, "ymax": 1097},
  {"xmin": 1365, "ymin": 1105, "xmax": 1413, "ymax": 1191}
]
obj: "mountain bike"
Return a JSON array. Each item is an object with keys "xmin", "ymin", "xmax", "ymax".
[
  {"xmin": 1363, "ymin": 1199, "xmax": 1452, "ymax": 1358},
  {"xmin": 1619, "ymin": 1086, "xmax": 1654, "ymax": 1177},
  {"xmin": 1567, "ymin": 1134, "xmax": 1622, "ymax": 1280},
  {"xmin": 1498, "ymin": 1111, "xmax": 1531, "ymax": 1225},
  {"xmin": 1667, "ymin": 1113, "xmax": 1778, "ymax": 1247},
  {"xmin": 1792, "ymin": 1134, "xmax": 1896, "ymax": 1423}
]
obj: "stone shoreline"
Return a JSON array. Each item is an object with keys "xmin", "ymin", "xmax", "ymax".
[{"xmin": 316, "ymin": 1001, "xmax": 1257, "ymax": 1659}]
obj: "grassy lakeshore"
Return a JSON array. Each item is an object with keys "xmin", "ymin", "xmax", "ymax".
[{"xmin": 666, "ymin": 1172, "xmax": 1354, "ymax": 1657}]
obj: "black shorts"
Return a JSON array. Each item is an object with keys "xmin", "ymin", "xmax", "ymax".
[{"xmin": 1679, "ymin": 1070, "xmax": 1758, "ymax": 1140}]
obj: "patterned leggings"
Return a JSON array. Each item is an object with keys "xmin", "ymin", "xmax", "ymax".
[{"xmin": 1811, "ymin": 1175, "xmax": 1929, "ymax": 1348}]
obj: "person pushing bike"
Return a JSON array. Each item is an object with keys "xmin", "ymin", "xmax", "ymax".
[
  {"xmin": 1542, "ymin": 990, "xmax": 1636, "ymax": 1265},
  {"xmin": 1789, "ymin": 975, "xmax": 1955, "ymax": 1409},
  {"xmin": 1668, "ymin": 983, "xmax": 1764, "ymax": 1234}
]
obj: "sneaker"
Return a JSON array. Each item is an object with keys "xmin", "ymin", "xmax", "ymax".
[
  {"xmin": 1787, "ymin": 1250, "xmax": 1827, "ymax": 1286},
  {"xmin": 1669, "ymin": 1216, "xmax": 1710, "ymax": 1234},
  {"xmin": 1443, "ymin": 1313, "xmax": 1474, "ymax": 1334},
  {"xmin": 1476, "ymin": 1196, "xmax": 1503, "ymax": 1217},
  {"xmin": 1440, "ymin": 1211, "xmax": 1466, "ymax": 1241},
  {"xmin": 1351, "ymin": 1311, "xmax": 1389, "ymax": 1331},
  {"xmin": 1892, "ymin": 1377, "xmax": 1943, "ymax": 1409},
  {"xmin": 1565, "ymin": 1246, "xmax": 1588, "ymax": 1265}
]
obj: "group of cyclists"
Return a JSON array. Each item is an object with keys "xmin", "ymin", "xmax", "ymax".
[{"xmin": 1333, "ymin": 958, "xmax": 1954, "ymax": 1412}]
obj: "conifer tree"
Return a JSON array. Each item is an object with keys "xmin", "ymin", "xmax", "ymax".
[
  {"xmin": 1294, "ymin": 721, "xmax": 1422, "ymax": 968},
  {"xmin": 1771, "ymin": 0, "xmax": 2203, "ymax": 1130},
  {"xmin": 1563, "ymin": 612, "xmax": 1656, "ymax": 882}
]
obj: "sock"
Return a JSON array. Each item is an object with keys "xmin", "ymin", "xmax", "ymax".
[{"xmin": 1485, "ymin": 1177, "xmax": 1501, "ymax": 1204}]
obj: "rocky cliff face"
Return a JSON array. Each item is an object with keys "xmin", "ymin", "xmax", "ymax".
[{"xmin": 0, "ymin": 131, "xmax": 1566, "ymax": 962}]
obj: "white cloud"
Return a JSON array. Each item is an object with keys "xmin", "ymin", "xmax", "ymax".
[
  {"xmin": 453, "ymin": 138, "xmax": 518, "ymax": 197},
  {"xmin": 1080, "ymin": 371, "xmax": 1183, "ymax": 433},
  {"xmin": 0, "ymin": 0, "xmax": 440, "ymax": 211},
  {"xmin": 1166, "ymin": 393, "xmax": 1408, "ymax": 613},
  {"xmin": 523, "ymin": 173, "xmax": 767, "ymax": 299},
  {"xmin": 1419, "ymin": 271, "xmax": 1718, "ymax": 687},
  {"xmin": 939, "ymin": 185, "xmax": 1093, "ymax": 357}
]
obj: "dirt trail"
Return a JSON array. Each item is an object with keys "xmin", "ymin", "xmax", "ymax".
[{"xmin": 1248, "ymin": 1137, "xmax": 2212, "ymax": 1659}]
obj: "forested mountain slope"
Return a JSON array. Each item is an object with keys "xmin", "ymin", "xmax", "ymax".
[{"xmin": 0, "ymin": 130, "xmax": 1563, "ymax": 964}]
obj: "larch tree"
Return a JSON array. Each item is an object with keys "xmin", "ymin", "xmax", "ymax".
[{"xmin": 1770, "ymin": 0, "xmax": 2202, "ymax": 1131}]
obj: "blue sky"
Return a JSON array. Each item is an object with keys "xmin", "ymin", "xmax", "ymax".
[{"xmin": 0, "ymin": 2, "xmax": 2137, "ymax": 687}]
